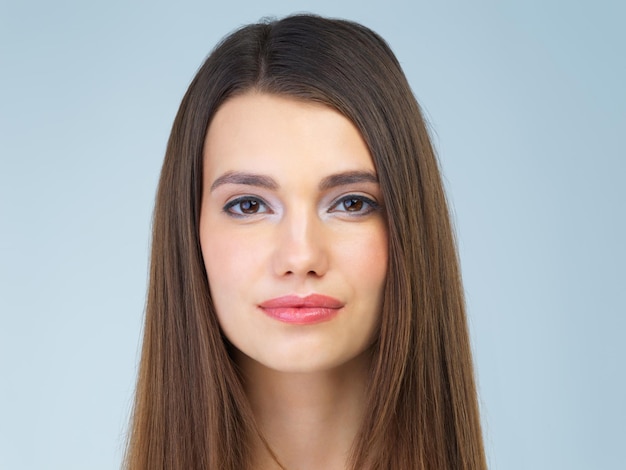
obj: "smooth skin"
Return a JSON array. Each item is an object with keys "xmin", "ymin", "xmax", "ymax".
[{"xmin": 199, "ymin": 92, "xmax": 388, "ymax": 469}]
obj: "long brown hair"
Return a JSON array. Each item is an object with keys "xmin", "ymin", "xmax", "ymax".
[{"xmin": 125, "ymin": 14, "xmax": 486, "ymax": 469}]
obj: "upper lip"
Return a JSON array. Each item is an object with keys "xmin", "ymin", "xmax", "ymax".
[{"xmin": 259, "ymin": 294, "xmax": 344, "ymax": 309}]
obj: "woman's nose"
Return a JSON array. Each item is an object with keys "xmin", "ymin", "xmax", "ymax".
[{"xmin": 271, "ymin": 209, "xmax": 329, "ymax": 278}]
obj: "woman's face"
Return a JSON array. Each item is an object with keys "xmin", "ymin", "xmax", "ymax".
[{"xmin": 199, "ymin": 92, "xmax": 388, "ymax": 373}]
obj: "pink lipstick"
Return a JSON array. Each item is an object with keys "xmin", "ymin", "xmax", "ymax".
[{"xmin": 258, "ymin": 294, "xmax": 343, "ymax": 325}]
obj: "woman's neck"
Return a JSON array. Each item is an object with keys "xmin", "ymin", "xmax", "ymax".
[{"xmin": 236, "ymin": 350, "xmax": 371, "ymax": 470}]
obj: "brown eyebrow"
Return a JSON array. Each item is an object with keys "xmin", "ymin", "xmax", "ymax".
[
  {"xmin": 210, "ymin": 171, "xmax": 279, "ymax": 192},
  {"xmin": 210, "ymin": 170, "xmax": 379, "ymax": 192},
  {"xmin": 318, "ymin": 170, "xmax": 379, "ymax": 190}
]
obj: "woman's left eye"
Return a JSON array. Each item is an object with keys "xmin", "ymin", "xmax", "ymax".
[{"xmin": 329, "ymin": 195, "xmax": 379, "ymax": 215}]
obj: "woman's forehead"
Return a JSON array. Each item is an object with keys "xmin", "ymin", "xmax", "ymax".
[{"xmin": 203, "ymin": 92, "xmax": 376, "ymax": 181}]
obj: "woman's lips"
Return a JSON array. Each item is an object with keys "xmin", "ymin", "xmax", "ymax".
[{"xmin": 258, "ymin": 294, "xmax": 343, "ymax": 324}]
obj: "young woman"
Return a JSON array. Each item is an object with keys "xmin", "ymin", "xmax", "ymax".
[{"xmin": 125, "ymin": 14, "xmax": 487, "ymax": 470}]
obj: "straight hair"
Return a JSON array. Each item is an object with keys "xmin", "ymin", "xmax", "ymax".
[{"xmin": 125, "ymin": 14, "xmax": 487, "ymax": 469}]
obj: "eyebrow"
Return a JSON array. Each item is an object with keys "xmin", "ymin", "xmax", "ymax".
[
  {"xmin": 210, "ymin": 171, "xmax": 279, "ymax": 192},
  {"xmin": 318, "ymin": 170, "xmax": 379, "ymax": 190},
  {"xmin": 210, "ymin": 170, "xmax": 379, "ymax": 192}
]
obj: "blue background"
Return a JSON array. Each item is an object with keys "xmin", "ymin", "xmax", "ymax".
[{"xmin": 1, "ymin": 1, "xmax": 624, "ymax": 468}]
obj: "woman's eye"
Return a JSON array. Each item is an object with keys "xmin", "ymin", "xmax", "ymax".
[
  {"xmin": 330, "ymin": 195, "xmax": 379, "ymax": 215},
  {"xmin": 223, "ymin": 197, "xmax": 269, "ymax": 216}
]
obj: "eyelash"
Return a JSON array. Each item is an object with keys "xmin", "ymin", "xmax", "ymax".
[{"xmin": 222, "ymin": 194, "xmax": 380, "ymax": 218}]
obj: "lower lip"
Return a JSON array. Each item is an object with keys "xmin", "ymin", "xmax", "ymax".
[{"xmin": 260, "ymin": 307, "xmax": 341, "ymax": 325}]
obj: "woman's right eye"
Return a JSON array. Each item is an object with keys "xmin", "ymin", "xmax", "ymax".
[{"xmin": 223, "ymin": 196, "xmax": 270, "ymax": 217}]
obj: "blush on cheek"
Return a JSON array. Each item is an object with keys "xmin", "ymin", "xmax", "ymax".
[
  {"xmin": 354, "ymin": 229, "xmax": 388, "ymax": 273},
  {"xmin": 203, "ymin": 231, "xmax": 268, "ymax": 292}
]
